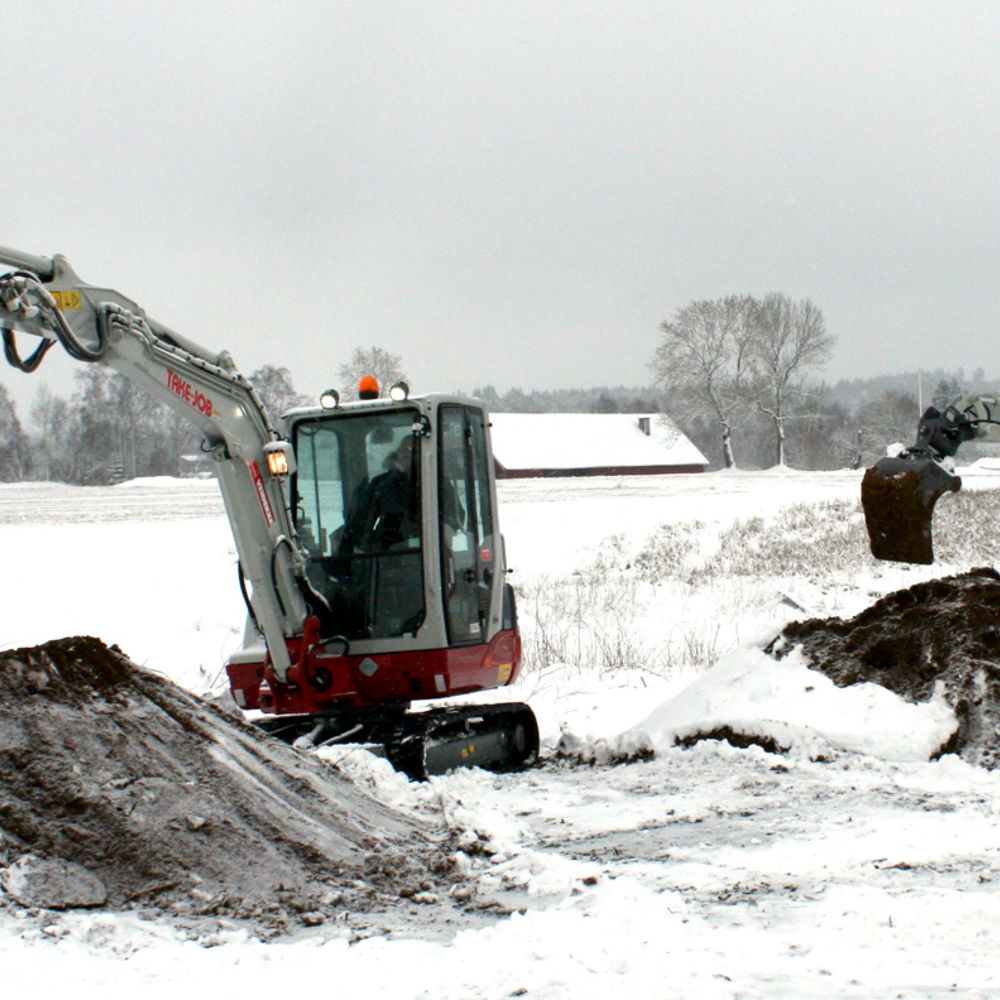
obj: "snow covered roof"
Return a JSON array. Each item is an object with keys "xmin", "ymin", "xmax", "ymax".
[{"xmin": 488, "ymin": 412, "xmax": 708, "ymax": 476}]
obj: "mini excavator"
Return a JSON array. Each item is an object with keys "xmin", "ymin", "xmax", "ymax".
[
  {"xmin": 0, "ymin": 245, "xmax": 538, "ymax": 778},
  {"xmin": 861, "ymin": 393, "xmax": 1000, "ymax": 564}
]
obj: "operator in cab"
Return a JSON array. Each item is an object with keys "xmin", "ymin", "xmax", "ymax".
[{"xmin": 341, "ymin": 435, "xmax": 421, "ymax": 554}]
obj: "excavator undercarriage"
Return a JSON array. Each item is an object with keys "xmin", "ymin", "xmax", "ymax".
[{"xmin": 257, "ymin": 702, "xmax": 539, "ymax": 780}]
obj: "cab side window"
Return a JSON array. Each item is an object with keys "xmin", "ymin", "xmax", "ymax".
[{"xmin": 439, "ymin": 405, "xmax": 496, "ymax": 644}]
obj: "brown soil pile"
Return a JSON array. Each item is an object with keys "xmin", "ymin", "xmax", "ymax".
[
  {"xmin": 766, "ymin": 567, "xmax": 1000, "ymax": 768},
  {"xmin": 0, "ymin": 637, "xmax": 462, "ymax": 935}
]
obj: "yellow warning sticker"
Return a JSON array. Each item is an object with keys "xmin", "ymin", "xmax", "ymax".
[{"xmin": 52, "ymin": 290, "xmax": 82, "ymax": 310}]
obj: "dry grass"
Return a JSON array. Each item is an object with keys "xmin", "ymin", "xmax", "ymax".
[{"xmin": 518, "ymin": 487, "xmax": 1000, "ymax": 678}]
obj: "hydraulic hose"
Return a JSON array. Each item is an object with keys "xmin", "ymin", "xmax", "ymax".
[
  {"xmin": 2, "ymin": 328, "xmax": 55, "ymax": 372},
  {"xmin": 237, "ymin": 562, "xmax": 262, "ymax": 634},
  {"xmin": 272, "ymin": 534, "xmax": 332, "ymax": 623},
  {"xmin": 0, "ymin": 270, "xmax": 107, "ymax": 368}
]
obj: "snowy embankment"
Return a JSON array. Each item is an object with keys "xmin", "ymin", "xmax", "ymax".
[
  {"xmin": 636, "ymin": 646, "xmax": 957, "ymax": 762},
  {"xmin": 3, "ymin": 467, "xmax": 1000, "ymax": 998}
]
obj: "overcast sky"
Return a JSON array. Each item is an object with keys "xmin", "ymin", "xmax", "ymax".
[{"xmin": 3, "ymin": 1, "xmax": 1000, "ymax": 414}]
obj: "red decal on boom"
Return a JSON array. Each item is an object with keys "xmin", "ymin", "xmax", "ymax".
[
  {"xmin": 166, "ymin": 369, "xmax": 214, "ymax": 416},
  {"xmin": 250, "ymin": 461, "xmax": 276, "ymax": 526}
]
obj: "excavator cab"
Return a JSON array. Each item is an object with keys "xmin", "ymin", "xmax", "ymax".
[
  {"xmin": 295, "ymin": 407, "xmax": 427, "ymax": 640},
  {"xmin": 264, "ymin": 390, "xmax": 537, "ymax": 776},
  {"xmin": 279, "ymin": 391, "xmax": 519, "ymax": 701}
]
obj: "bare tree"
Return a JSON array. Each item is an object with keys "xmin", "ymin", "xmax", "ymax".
[
  {"xmin": 652, "ymin": 295, "xmax": 756, "ymax": 468},
  {"xmin": 71, "ymin": 368, "xmax": 114, "ymax": 482},
  {"xmin": 0, "ymin": 384, "xmax": 25, "ymax": 481},
  {"xmin": 337, "ymin": 346, "xmax": 407, "ymax": 400},
  {"xmin": 69, "ymin": 368, "xmax": 181, "ymax": 483},
  {"xmin": 931, "ymin": 376, "xmax": 961, "ymax": 411},
  {"xmin": 29, "ymin": 383, "xmax": 74, "ymax": 481},
  {"xmin": 248, "ymin": 365, "xmax": 311, "ymax": 418},
  {"xmin": 108, "ymin": 374, "xmax": 142, "ymax": 480},
  {"xmin": 749, "ymin": 295, "xmax": 834, "ymax": 467},
  {"xmin": 854, "ymin": 389, "xmax": 920, "ymax": 464}
]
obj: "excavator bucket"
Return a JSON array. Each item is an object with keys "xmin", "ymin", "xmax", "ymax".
[{"xmin": 861, "ymin": 455, "xmax": 961, "ymax": 564}]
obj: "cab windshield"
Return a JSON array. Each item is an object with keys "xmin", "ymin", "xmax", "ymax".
[{"xmin": 293, "ymin": 408, "xmax": 424, "ymax": 640}]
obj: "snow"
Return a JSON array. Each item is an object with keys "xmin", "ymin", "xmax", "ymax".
[
  {"xmin": 3, "ymin": 466, "xmax": 1000, "ymax": 997},
  {"xmin": 637, "ymin": 648, "xmax": 958, "ymax": 763}
]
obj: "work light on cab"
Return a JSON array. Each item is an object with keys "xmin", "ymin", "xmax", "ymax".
[{"xmin": 263, "ymin": 440, "xmax": 295, "ymax": 478}]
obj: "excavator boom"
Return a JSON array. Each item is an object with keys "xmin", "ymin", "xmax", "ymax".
[{"xmin": 0, "ymin": 247, "xmax": 314, "ymax": 677}]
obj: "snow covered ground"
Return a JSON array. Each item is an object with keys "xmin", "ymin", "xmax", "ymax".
[{"xmin": 3, "ymin": 467, "xmax": 1000, "ymax": 998}]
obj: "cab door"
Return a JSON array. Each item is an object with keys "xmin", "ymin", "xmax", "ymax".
[{"xmin": 438, "ymin": 405, "xmax": 499, "ymax": 645}]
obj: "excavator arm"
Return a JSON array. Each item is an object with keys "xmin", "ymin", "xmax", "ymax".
[
  {"xmin": 0, "ymin": 246, "xmax": 323, "ymax": 679},
  {"xmin": 861, "ymin": 393, "xmax": 1000, "ymax": 563}
]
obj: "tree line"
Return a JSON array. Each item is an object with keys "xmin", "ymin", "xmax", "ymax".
[
  {"xmin": 650, "ymin": 293, "xmax": 984, "ymax": 471},
  {"xmin": 652, "ymin": 293, "xmax": 835, "ymax": 468},
  {"xmin": 0, "ymin": 365, "xmax": 310, "ymax": 485},
  {"xmin": 0, "ymin": 320, "xmax": 988, "ymax": 483},
  {"xmin": 471, "ymin": 385, "xmax": 662, "ymax": 414},
  {"xmin": 0, "ymin": 346, "xmax": 408, "ymax": 485}
]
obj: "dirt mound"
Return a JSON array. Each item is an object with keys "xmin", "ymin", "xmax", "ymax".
[
  {"xmin": 0, "ymin": 637, "xmax": 459, "ymax": 934},
  {"xmin": 766, "ymin": 567, "xmax": 1000, "ymax": 768}
]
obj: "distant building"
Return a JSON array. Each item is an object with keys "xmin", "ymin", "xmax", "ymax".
[{"xmin": 489, "ymin": 413, "xmax": 708, "ymax": 479}]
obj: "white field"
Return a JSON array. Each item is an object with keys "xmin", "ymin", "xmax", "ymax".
[{"xmin": 2, "ymin": 467, "xmax": 1000, "ymax": 999}]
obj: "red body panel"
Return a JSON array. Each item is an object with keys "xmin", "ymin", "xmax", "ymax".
[{"xmin": 226, "ymin": 625, "xmax": 523, "ymax": 715}]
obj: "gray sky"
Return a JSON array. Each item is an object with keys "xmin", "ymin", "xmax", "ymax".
[{"xmin": 4, "ymin": 1, "xmax": 1000, "ymax": 415}]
